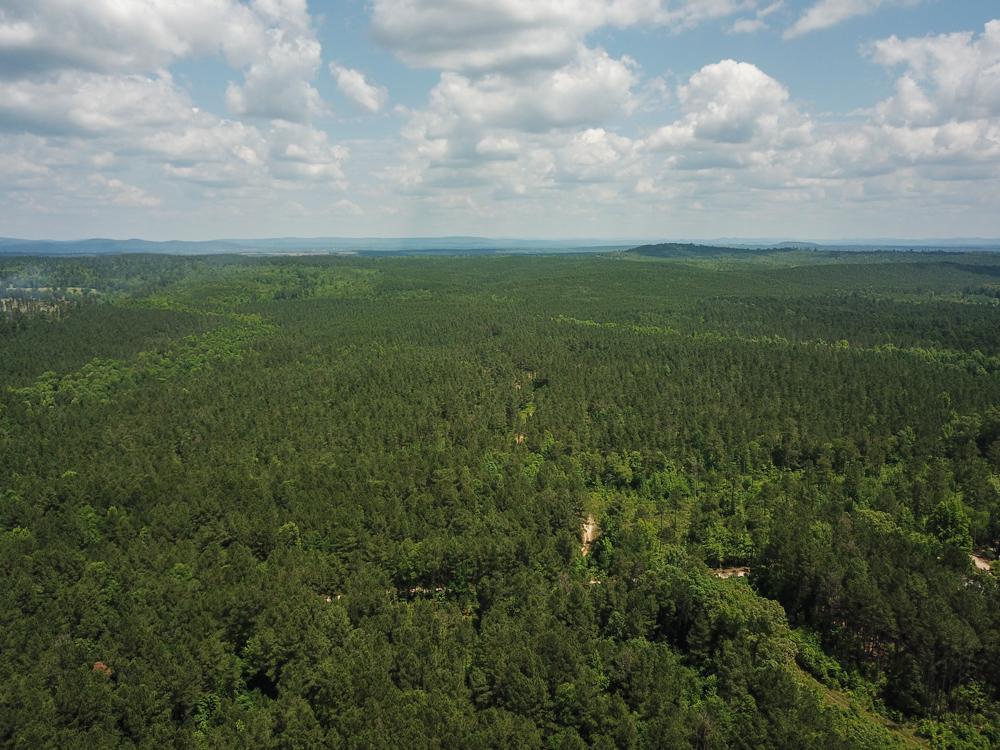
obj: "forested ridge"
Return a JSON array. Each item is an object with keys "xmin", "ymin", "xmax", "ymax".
[{"xmin": 3, "ymin": 251, "xmax": 1000, "ymax": 749}]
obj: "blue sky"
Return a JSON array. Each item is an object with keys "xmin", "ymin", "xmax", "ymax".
[{"xmin": 1, "ymin": 0, "xmax": 998, "ymax": 240}]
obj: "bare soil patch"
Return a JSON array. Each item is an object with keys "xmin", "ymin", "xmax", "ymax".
[
  {"xmin": 714, "ymin": 567, "xmax": 749, "ymax": 579},
  {"xmin": 581, "ymin": 516, "xmax": 598, "ymax": 556},
  {"xmin": 972, "ymin": 554, "xmax": 993, "ymax": 572}
]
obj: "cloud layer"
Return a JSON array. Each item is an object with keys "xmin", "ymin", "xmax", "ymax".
[
  {"xmin": 377, "ymin": 14, "xmax": 1000, "ymax": 236},
  {"xmin": 370, "ymin": 0, "xmax": 754, "ymax": 71},
  {"xmin": 0, "ymin": 0, "xmax": 355, "ymax": 235},
  {"xmin": 0, "ymin": 1, "xmax": 998, "ymax": 238},
  {"xmin": 0, "ymin": 0, "xmax": 325, "ymax": 119}
]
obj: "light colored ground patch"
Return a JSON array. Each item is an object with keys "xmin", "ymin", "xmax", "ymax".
[
  {"xmin": 581, "ymin": 516, "xmax": 598, "ymax": 556},
  {"xmin": 2, "ymin": 298, "xmax": 65, "ymax": 314},
  {"xmin": 972, "ymin": 554, "xmax": 993, "ymax": 572},
  {"xmin": 714, "ymin": 567, "xmax": 750, "ymax": 579}
]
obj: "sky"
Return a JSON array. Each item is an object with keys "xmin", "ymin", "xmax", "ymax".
[{"xmin": 1, "ymin": 0, "xmax": 999, "ymax": 241}]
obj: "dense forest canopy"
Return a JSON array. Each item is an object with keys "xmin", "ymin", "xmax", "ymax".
[{"xmin": 2, "ymin": 249, "xmax": 1000, "ymax": 749}]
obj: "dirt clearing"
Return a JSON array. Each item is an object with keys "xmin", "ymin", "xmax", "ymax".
[{"xmin": 581, "ymin": 516, "xmax": 598, "ymax": 556}]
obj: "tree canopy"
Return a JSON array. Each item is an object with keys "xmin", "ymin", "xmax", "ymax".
[{"xmin": 3, "ymin": 250, "xmax": 1000, "ymax": 748}]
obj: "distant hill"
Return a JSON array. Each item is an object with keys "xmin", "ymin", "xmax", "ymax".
[
  {"xmin": 769, "ymin": 241, "xmax": 821, "ymax": 249},
  {"xmin": 4, "ymin": 235, "xmax": 996, "ymax": 257},
  {"xmin": 627, "ymin": 242, "xmax": 802, "ymax": 259},
  {"xmin": 0, "ymin": 236, "xmax": 634, "ymax": 256}
]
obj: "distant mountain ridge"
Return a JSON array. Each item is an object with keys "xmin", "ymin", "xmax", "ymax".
[
  {"xmin": 0, "ymin": 238, "xmax": 246, "ymax": 255},
  {"xmin": 0, "ymin": 236, "xmax": 635, "ymax": 255}
]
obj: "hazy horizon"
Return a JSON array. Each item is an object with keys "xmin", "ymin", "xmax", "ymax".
[{"xmin": 4, "ymin": 234, "xmax": 1000, "ymax": 253}]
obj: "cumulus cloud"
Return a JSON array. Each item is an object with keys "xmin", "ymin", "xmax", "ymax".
[
  {"xmin": 378, "ymin": 1, "xmax": 715, "ymax": 201},
  {"xmin": 0, "ymin": 74, "xmax": 346, "ymax": 228},
  {"xmin": 628, "ymin": 23, "xmax": 1000, "ymax": 218},
  {"xmin": 0, "ymin": 0, "xmax": 325, "ymax": 124},
  {"xmin": 388, "ymin": 17, "xmax": 1000, "ymax": 231},
  {"xmin": 422, "ymin": 48, "xmax": 638, "ymax": 136},
  {"xmin": 647, "ymin": 60, "xmax": 811, "ymax": 161},
  {"xmin": 555, "ymin": 128, "xmax": 640, "ymax": 183},
  {"xmin": 0, "ymin": 71, "xmax": 181, "ymax": 137},
  {"xmin": 785, "ymin": 0, "xmax": 919, "ymax": 39},
  {"xmin": 0, "ymin": 0, "xmax": 349, "ymax": 230},
  {"xmin": 267, "ymin": 122, "xmax": 348, "ymax": 183},
  {"xmin": 332, "ymin": 65, "xmax": 389, "ymax": 114},
  {"xmin": 0, "ymin": 0, "xmax": 247, "ymax": 74},
  {"xmin": 226, "ymin": 32, "xmax": 325, "ymax": 121},
  {"xmin": 387, "ymin": 42, "xmax": 643, "ymax": 203},
  {"xmin": 809, "ymin": 21, "xmax": 1000, "ymax": 182},
  {"xmin": 0, "ymin": 63, "xmax": 346, "ymax": 184},
  {"xmin": 871, "ymin": 20, "xmax": 1000, "ymax": 126},
  {"xmin": 220, "ymin": 0, "xmax": 326, "ymax": 123},
  {"xmin": 2, "ymin": 0, "xmax": 997, "ymax": 238},
  {"xmin": 0, "ymin": 141, "xmax": 57, "ymax": 192}
]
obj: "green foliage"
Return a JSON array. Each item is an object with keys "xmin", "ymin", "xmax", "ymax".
[
  {"xmin": 927, "ymin": 496, "xmax": 974, "ymax": 554},
  {"xmin": 148, "ymin": 262, "xmax": 378, "ymax": 310},
  {"xmin": 3, "ymin": 251, "xmax": 1000, "ymax": 747},
  {"xmin": 791, "ymin": 628, "xmax": 850, "ymax": 689},
  {"xmin": 9, "ymin": 317, "xmax": 275, "ymax": 408}
]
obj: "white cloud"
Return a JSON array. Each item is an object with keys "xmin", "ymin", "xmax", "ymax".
[
  {"xmin": 637, "ymin": 76, "xmax": 673, "ymax": 110},
  {"xmin": 0, "ymin": 0, "xmax": 246, "ymax": 74},
  {"xmin": 332, "ymin": 199, "xmax": 364, "ymax": 216},
  {"xmin": 555, "ymin": 128, "xmax": 639, "ymax": 182},
  {"xmin": 0, "ymin": 0, "xmax": 326, "ymax": 124},
  {"xmin": 791, "ymin": 21, "xmax": 1000, "ymax": 184},
  {"xmin": 648, "ymin": 60, "xmax": 811, "ymax": 154},
  {"xmin": 374, "ymin": 0, "xmax": 771, "ymax": 213},
  {"xmin": 0, "ymin": 71, "xmax": 192, "ymax": 137},
  {"xmin": 785, "ymin": 0, "xmax": 919, "ymax": 39},
  {"xmin": 378, "ymin": 19, "xmax": 1000, "ymax": 236},
  {"xmin": 332, "ymin": 65, "xmax": 389, "ymax": 114},
  {"xmin": 412, "ymin": 20, "xmax": 1000, "ymax": 219},
  {"xmin": 475, "ymin": 135, "xmax": 521, "ymax": 158},
  {"xmin": 729, "ymin": 1, "xmax": 782, "ymax": 34},
  {"xmin": 267, "ymin": 122, "xmax": 348, "ymax": 183},
  {"xmin": 731, "ymin": 18, "xmax": 767, "ymax": 34},
  {"xmin": 627, "ymin": 24, "xmax": 1000, "ymax": 223},
  {"xmin": 226, "ymin": 31, "xmax": 324, "ymax": 121},
  {"xmin": 90, "ymin": 174, "xmax": 162, "ymax": 207},
  {"xmin": 424, "ymin": 47, "xmax": 638, "ymax": 135},
  {"xmin": 386, "ymin": 58, "xmax": 810, "ymax": 212},
  {"xmin": 387, "ymin": 43, "xmax": 642, "ymax": 202},
  {"xmin": 1, "ymin": 0, "xmax": 998, "ymax": 239},
  {"xmin": 871, "ymin": 20, "xmax": 1000, "ymax": 126},
  {"xmin": 0, "ymin": 69, "xmax": 346, "ymax": 194},
  {"xmin": 0, "ymin": 142, "xmax": 54, "ymax": 190},
  {"xmin": 221, "ymin": 0, "xmax": 327, "ymax": 123},
  {"xmin": 0, "ymin": 0, "xmax": 348, "ymax": 232},
  {"xmin": 369, "ymin": 0, "xmax": 755, "ymax": 72},
  {"xmin": 148, "ymin": 115, "xmax": 345, "ymax": 189}
]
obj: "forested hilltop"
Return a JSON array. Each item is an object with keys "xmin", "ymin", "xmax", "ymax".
[{"xmin": 3, "ymin": 250, "xmax": 1000, "ymax": 749}]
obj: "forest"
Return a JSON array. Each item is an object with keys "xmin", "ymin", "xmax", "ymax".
[{"xmin": 2, "ymin": 247, "xmax": 1000, "ymax": 749}]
